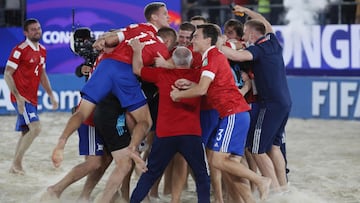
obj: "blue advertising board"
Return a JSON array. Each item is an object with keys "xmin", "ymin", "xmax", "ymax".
[
  {"xmin": 1, "ymin": 24, "xmax": 359, "ymax": 75},
  {"xmin": 288, "ymin": 76, "xmax": 360, "ymax": 120},
  {"xmin": 0, "ymin": 74, "xmax": 84, "ymax": 114},
  {"xmin": 1, "ymin": 75, "xmax": 359, "ymax": 120},
  {"xmin": 273, "ymin": 25, "xmax": 360, "ymax": 76}
]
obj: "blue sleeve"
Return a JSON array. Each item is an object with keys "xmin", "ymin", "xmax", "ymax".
[
  {"xmin": 246, "ymin": 44, "xmax": 261, "ymax": 61},
  {"xmin": 269, "ymin": 33, "xmax": 283, "ymax": 51}
]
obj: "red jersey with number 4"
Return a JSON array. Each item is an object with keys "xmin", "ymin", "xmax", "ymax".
[
  {"xmin": 102, "ymin": 23, "xmax": 170, "ymax": 66},
  {"xmin": 6, "ymin": 39, "xmax": 46, "ymax": 106},
  {"xmin": 201, "ymin": 47, "xmax": 250, "ymax": 118}
]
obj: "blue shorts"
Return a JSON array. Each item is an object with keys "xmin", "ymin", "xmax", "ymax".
[
  {"xmin": 207, "ymin": 112, "xmax": 250, "ymax": 156},
  {"xmin": 77, "ymin": 123, "xmax": 104, "ymax": 156},
  {"xmin": 200, "ymin": 109, "xmax": 219, "ymax": 146},
  {"xmin": 81, "ymin": 59, "xmax": 147, "ymax": 112},
  {"xmin": 248, "ymin": 102, "xmax": 290, "ymax": 154},
  {"xmin": 12, "ymin": 102, "xmax": 39, "ymax": 132}
]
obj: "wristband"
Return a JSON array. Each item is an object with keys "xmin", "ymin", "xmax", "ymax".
[{"xmin": 117, "ymin": 31, "xmax": 125, "ymax": 42}]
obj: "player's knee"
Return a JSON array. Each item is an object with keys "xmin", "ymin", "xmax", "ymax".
[
  {"xmin": 86, "ymin": 159, "xmax": 103, "ymax": 170},
  {"xmin": 115, "ymin": 160, "xmax": 133, "ymax": 174},
  {"xmin": 29, "ymin": 123, "xmax": 41, "ymax": 135}
]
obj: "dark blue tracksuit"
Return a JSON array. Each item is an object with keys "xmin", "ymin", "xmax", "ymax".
[{"xmin": 130, "ymin": 135, "xmax": 210, "ymax": 203}]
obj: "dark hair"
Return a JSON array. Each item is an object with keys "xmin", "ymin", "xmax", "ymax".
[
  {"xmin": 190, "ymin": 15, "xmax": 207, "ymax": 23},
  {"xmin": 224, "ymin": 19, "xmax": 244, "ymax": 38},
  {"xmin": 244, "ymin": 19, "xmax": 266, "ymax": 35},
  {"xmin": 157, "ymin": 27, "xmax": 177, "ymax": 47},
  {"xmin": 196, "ymin": 24, "xmax": 218, "ymax": 46},
  {"xmin": 24, "ymin": 18, "xmax": 39, "ymax": 31},
  {"xmin": 179, "ymin": 21, "xmax": 195, "ymax": 32},
  {"xmin": 144, "ymin": 2, "xmax": 166, "ymax": 21}
]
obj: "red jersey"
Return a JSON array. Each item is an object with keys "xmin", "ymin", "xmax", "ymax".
[
  {"xmin": 200, "ymin": 41, "xmax": 242, "ymax": 111},
  {"xmin": 201, "ymin": 46, "xmax": 250, "ymax": 118},
  {"xmin": 6, "ymin": 39, "xmax": 47, "ymax": 106},
  {"xmin": 141, "ymin": 67, "xmax": 202, "ymax": 137},
  {"xmin": 224, "ymin": 40, "xmax": 236, "ymax": 50},
  {"xmin": 187, "ymin": 44, "xmax": 202, "ymax": 69},
  {"xmin": 102, "ymin": 23, "xmax": 170, "ymax": 66},
  {"xmin": 244, "ymin": 70, "xmax": 258, "ymax": 103}
]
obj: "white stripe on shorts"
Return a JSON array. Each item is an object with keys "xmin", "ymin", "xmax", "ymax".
[
  {"xmin": 23, "ymin": 107, "xmax": 30, "ymax": 125},
  {"xmin": 220, "ymin": 114, "xmax": 235, "ymax": 153},
  {"xmin": 252, "ymin": 108, "xmax": 266, "ymax": 153},
  {"xmin": 89, "ymin": 126, "xmax": 96, "ymax": 155}
]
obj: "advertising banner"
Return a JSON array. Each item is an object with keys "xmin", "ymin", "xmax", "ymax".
[
  {"xmin": 1, "ymin": 75, "xmax": 359, "ymax": 120},
  {"xmin": 288, "ymin": 76, "xmax": 360, "ymax": 120},
  {"xmin": 1, "ymin": 24, "xmax": 358, "ymax": 76},
  {"xmin": 273, "ymin": 25, "xmax": 360, "ymax": 76},
  {"xmin": 0, "ymin": 0, "xmax": 181, "ymax": 74}
]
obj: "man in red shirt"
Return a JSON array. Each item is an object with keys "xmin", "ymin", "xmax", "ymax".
[
  {"xmin": 170, "ymin": 23, "xmax": 271, "ymax": 202},
  {"xmin": 129, "ymin": 39, "xmax": 210, "ymax": 203},
  {"xmin": 4, "ymin": 18, "xmax": 58, "ymax": 175}
]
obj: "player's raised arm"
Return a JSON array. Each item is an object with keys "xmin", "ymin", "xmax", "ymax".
[
  {"xmin": 233, "ymin": 5, "xmax": 273, "ymax": 33},
  {"xmin": 129, "ymin": 39, "xmax": 145, "ymax": 76}
]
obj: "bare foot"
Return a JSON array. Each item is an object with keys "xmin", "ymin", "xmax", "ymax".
[
  {"xmin": 77, "ymin": 197, "xmax": 91, "ymax": 203},
  {"xmin": 9, "ymin": 165, "xmax": 25, "ymax": 175},
  {"xmin": 279, "ymin": 182, "xmax": 290, "ymax": 194},
  {"xmin": 39, "ymin": 187, "xmax": 60, "ymax": 203},
  {"xmin": 258, "ymin": 177, "xmax": 271, "ymax": 201}
]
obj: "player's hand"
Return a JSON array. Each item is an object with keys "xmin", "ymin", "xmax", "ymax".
[
  {"xmin": 81, "ymin": 65, "xmax": 92, "ymax": 75},
  {"xmin": 170, "ymin": 85, "xmax": 181, "ymax": 102},
  {"xmin": 233, "ymin": 5, "xmax": 247, "ymax": 15},
  {"xmin": 93, "ymin": 37, "xmax": 106, "ymax": 51},
  {"xmin": 52, "ymin": 100, "xmax": 59, "ymax": 110},
  {"xmin": 155, "ymin": 52, "xmax": 174, "ymax": 68},
  {"xmin": 127, "ymin": 147, "xmax": 147, "ymax": 173},
  {"xmin": 228, "ymin": 38, "xmax": 244, "ymax": 50},
  {"xmin": 128, "ymin": 38, "xmax": 144, "ymax": 52},
  {"xmin": 15, "ymin": 95, "xmax": 30, "ymax": 114},
  {"xmin": 49, "ymin": 95, "xmax": 59, "ymax": 110},
  {"xmin": 51, "ymin": 147, "xmax": 64, "ymax": 168},
  {"xmin": 15, "ymin": 95, "xmax": 26, "ymax": 114},
  {"xmin": 174, "ymin": 78, "xmax": 192, "ymax": 90}
]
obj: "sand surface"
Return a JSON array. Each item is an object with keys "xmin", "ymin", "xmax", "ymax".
[{"xmin": 0, "ymin": 112, "xmax": 359, "ymax": 203}]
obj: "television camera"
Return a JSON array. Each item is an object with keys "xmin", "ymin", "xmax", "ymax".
[{"xmin": 70, "ymin": 27, "xmax": 99, "ymax": 67}]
